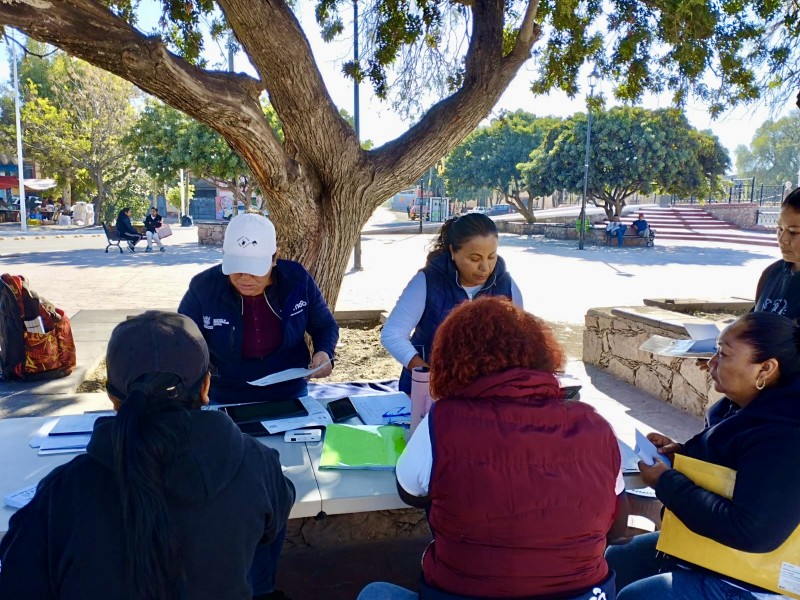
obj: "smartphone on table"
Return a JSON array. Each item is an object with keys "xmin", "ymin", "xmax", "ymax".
[
  {"xmin": 221, "ymin": 398, "xmax": 308, "ymax": 424},
  {"xmin": 327, "ymin": 397, "xmax": 359, "ymax": 423}
]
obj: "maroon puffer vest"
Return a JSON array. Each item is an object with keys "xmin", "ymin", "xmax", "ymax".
[{"xmin": 423, "ymin": 368, "xmax": 621, "ymax": 598}]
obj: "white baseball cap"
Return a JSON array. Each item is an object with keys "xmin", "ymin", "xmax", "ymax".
[{"xmin": 222, "ymin": 214, "xmax": 277, "ymax": 276}]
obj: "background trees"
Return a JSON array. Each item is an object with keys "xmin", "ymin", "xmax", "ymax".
[
  {"xmin": 521, "ymin": 107, "xmax": 729, "ymax": 218},
  {"xmin": 443, "ymin": 111, "xmax": 558, "ymax": 222},
  {"xmin": 1, "ymin": 46, "xmax": 143, "ymax": 219},
  {"xmin": 3, "ymin": 0, "xmax": 795, "ymax": 302},
  {"xmin": 735, "ymin": 114, "xmax": 800, "ymax": 185}
]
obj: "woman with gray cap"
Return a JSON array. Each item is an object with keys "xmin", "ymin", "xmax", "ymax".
[
  {"xmin": 179, "ymin": 213, "xmax": 339, "ymax": 404},
  {"xmin": 0, "ymin": 311, "xmax": 295, "ymax": 600}
]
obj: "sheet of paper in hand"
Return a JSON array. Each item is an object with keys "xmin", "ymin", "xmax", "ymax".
[{"xmin": 248, "ymin": 359, "xmax": 332, "ymax": 387}]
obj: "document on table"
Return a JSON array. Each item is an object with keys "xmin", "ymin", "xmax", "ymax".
[
  {"xmin": 248, "ymin": 359, "xmax": 332, "ymax": 387},
  {"xmin": 4, "ymin": 484, "xmax": 37, "ymax": 509},
  {"xmin": 350, "ymin": 393, "xmax": 411, "ymax": 426},
  {"xmin": 634, "ymin": 429, "xmax": 671, "ymax": 467},
  {"xmin": 38, "ymin": 433, "xmax": 91, "ymax": 455},
  {"xmin": 617, "ymin": 438, "xmax": 642, "ymax": 473},
  {"xmin": 48, "ymin": 412, "xmax": 114, "ymax": 436},
  {"xmin": 639, "ymin": 335, "xmax": 716, "ymax": 358},
  {"xmin": 261, "ymin": 397, "xmax": 332, "ymax": 435},
  {"xmin": 640, "ymin": 322, "xmax": 725, "ymax": 359}
]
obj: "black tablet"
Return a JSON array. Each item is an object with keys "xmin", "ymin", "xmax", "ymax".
[{"xmin": 221, "ymin": 398, "xmax": 308, "ymax": 424}]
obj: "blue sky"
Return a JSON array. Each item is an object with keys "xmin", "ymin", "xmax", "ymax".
[{"xmin": 2, "ymin": 3, "xmax": 796, "ymax": 162}]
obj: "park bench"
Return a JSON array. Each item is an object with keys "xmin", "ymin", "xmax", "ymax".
[
  {"xmin": 101, "ymin": 222, "xmax": 125, "ymax": 253},
  {"xmin": 591, "ymin": 225, "xmax": 655, "ymax": 247}
]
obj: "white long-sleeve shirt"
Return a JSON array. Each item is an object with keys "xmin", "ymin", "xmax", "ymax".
[{"xmin": 381, "ymin": 271, "xmax": 523, "ymax": 369}]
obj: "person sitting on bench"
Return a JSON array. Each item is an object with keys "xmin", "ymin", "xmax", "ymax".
[
  {"xmin": 631, "ymin": 213, "xmax": 654, "ymax": 246},
  {"xmin": 606, "ymin": 216, "xmax": 627, "ymax": 246},
  {"xmin": 115, "ymin": 207, "xmax": 141, "ymax": 253}
]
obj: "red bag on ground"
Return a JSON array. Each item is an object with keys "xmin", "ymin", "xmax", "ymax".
[{"xmin": 0, "ymin": 274, "xmax": 76, "ymax": 380}]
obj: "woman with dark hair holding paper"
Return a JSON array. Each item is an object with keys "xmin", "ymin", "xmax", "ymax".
[
  {"xmin": 606, "ymin": 312, "xmax": 800, "ymax": 599},
  {"xmin": 381, "ymin": 213, "xmax": 523, "ymax": 394},
  {"xmin": 0, "ymin": 311, "xmax": 295, "ymax": 600},
  {"xmin": 361, "ymin": 297, "xmax": 627, "ymax": 600}
]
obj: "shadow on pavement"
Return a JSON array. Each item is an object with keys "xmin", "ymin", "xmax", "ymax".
[
  {"xmin": 500, "ymin": 235, "xmax": 772, "ymax": 268},
  {"xmin": 0, "ymin": 244, "xmax": 221, "ymax": 269}
]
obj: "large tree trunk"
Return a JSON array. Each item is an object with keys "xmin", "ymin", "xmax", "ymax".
[{"xmin": 1, "ymin": 0, "xmax": 542, "ymax": 304}]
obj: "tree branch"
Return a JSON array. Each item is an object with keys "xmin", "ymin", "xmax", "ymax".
[
  {"xmin": 0, "ymin": 0, "xmax": 293, "ymax": 190},
  {"xmin": 372, "ymin": 0, "xmax": 541, "ymax": 196}
]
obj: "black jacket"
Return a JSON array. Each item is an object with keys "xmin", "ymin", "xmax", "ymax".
[
  {"xmin": 115, "ymin": 212, "xmax": 138, "ymax": 237},
  {"xmin": 657, "ymin": 378, "xmax": 800, "ymax": 554},
  {"xmin": 0, "ymin": 410, "xmax": 295, "ymax": 600},
  {"xmin": 754, "ymin": 259, "xmax": 800, "ymax": 319},
  {"xmin": 178, "ymin": 262, "xmax": 339, "ymax": 403},
  {"xmin": 144, "ymin": 213, "xmax": 162, "ymax": 233}
]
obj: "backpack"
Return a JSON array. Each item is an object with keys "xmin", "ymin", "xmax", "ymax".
[{"xmin": 0, "ymin": 274, "xmax": 76, "ymax": 380}]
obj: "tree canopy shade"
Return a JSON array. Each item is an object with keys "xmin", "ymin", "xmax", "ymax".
[
  {"xmin": 443, "ymin": 111, "xmax": 559, "ymax": 223},
  {"xmin": 521, "ymin": 107, "xmax": 730, "ymax": 218},
  {"xmin": 1, "ymin": 0, "xmax": 793, "ymax": 300},
  {"xmin": 735, "ymin": 114, "xmax": 800, "ymax": 185}
]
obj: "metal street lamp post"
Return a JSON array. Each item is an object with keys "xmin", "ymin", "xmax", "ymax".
[
  {"xmin": 352, "ymin": 0, "xmax": 363, "ymax": 271},
  {"xmin": 578, "ymin": 67, "xmax": 600, "ymax": 250},
  {"xmin": 9, "ymin": 31, "xmax": 28, "ymax": 233}
]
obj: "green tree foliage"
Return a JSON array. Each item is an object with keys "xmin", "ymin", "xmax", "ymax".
[
  {"xmin": 522, "ymin": 107, "xmax": 730, "ymax": 218},
  {"xmin": 126, "ymin": 100, "xmax": 284, "ymax": 212},
  {"xmin": 735, "ymin": 114, "xmax": 800, "ymax": 185},
  {"xmin": 3, "ymin": 51, "xmax": 141, "ymax": 216},
  {"xmin": 444, "ymin": 111, "xmax": 559, "ymax": 222}
]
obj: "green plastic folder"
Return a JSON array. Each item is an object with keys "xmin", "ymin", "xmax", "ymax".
[{"xmin": 320, "ymin": 424, "xmax": 407, "ymax": 471}]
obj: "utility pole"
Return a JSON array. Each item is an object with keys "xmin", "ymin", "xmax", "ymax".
[
  {"xmin": 352, "ymin": 0, "xmax": 363, "ymax": 270},
  {"xmin": 9, "ymin": 30, "xmax": 28, "ymax": 233}
]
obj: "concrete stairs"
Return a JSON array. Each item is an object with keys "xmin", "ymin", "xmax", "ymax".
[{"xmin": 636, "ymin": 206, "xmax": 776, "ymax": 247}]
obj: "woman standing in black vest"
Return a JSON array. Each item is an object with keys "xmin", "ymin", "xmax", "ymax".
[{"xmin": 381, "ymin": 213, "xmax": 524, "ymax": 393}]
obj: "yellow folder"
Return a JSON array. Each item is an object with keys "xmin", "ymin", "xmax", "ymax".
[{"xmin": 657, "ymin": 454, "xmax": 800, "ymax": 598}]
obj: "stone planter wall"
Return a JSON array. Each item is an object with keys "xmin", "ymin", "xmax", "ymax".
[
  {"xmin": 499, "ymin": 221, "xmax": 578, "ymax": 239},
  {"xmin": 583, "ymin": 306, "xmax": 723, "ymax": 418},
  {"xmin": 197, "ymin": 220, "xmax": 228, "ymax": 245},
  {"xmin": 702, "ymin": 203, "xmax": 762, "ymax": 230}
]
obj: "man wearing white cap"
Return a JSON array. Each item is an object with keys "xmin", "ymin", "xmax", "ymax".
[{"xmin": 179, "ymin": 213, "xmax": 338, "ymax": 403}]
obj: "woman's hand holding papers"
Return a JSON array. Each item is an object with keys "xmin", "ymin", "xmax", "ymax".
[
  {"xmin": 638, "ymin": 459, "xmax": 670, "ymax": 487},
  {"xmin": 647, "ymin": 432, "xmax": 683, "ymax": 466}
]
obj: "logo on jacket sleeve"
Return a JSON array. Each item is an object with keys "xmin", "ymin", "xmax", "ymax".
[
  {"xmin": 289, "ymin": 300, "xmax": 307, "ymax": 316},
  {"xmin": 202, "ymin": 315, "xmax": 230, "ymax": 329}
]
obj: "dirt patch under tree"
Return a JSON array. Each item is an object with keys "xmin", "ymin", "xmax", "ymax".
[{"xmin": 77, "ymin": 320, "xmax": 584, "ymax": 392}]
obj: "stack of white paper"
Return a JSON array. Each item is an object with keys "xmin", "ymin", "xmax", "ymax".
[
  {"xmin": 4, "ymin": 484, "xmax": 37, "ymax": 509},
  {"xmin": 350, "ymin": 393, "xmax": 412, "ymax": 426}
]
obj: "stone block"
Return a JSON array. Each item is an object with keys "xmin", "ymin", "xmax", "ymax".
[
  {"xmin": 634, "ymin": 365, "xmax": 671, "ymax": 401},
  {"xmin": 583, "ymin": 329, "xmax": 604, "ymax": 364},
  {"xmin": 670, "ymin": 376, "xmax": 706, "ymax": 418},
  {"xmin": 606, "ymin": 357, "xmax": 636, "ymax": 385}
]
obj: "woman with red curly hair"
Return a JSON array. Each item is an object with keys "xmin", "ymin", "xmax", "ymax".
[{"xmin": 359, "ymin": 297, "xmax": 627, "ymax": 600}]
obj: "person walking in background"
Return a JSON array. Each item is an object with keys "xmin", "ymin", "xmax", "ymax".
[
  {"xmin": 606, "ymin": 215, "xmax": 627, "ymax": 246},
  {"xmin": 0, "ymin": 311, "xmax": 296, "ymax": 600},
  {"xmin": 144, "ymin": 206, "xmax": 166, "ymax": 252},
  {"xmin": 361, "ymin": 298, "xmax": 627, "ymax": 600},
  {"xmin": 381, "ymin": 213, "xmax": 523, "ymax": 394},
  {"xmin": 179, "ymin": 213, "xmax": 338, "ymax": 404},
  {"xmin": 607, "ymin": 312, "xmax": 800, "ymax": 599},
  {"xmin": 115, "ymin": 207, "xmax": 141, "ymax": 253}
]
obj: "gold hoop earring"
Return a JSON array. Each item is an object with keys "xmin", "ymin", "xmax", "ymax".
[{"xmin": 756, "ymin": 378, "xmax": 766, "ymax": 391}]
